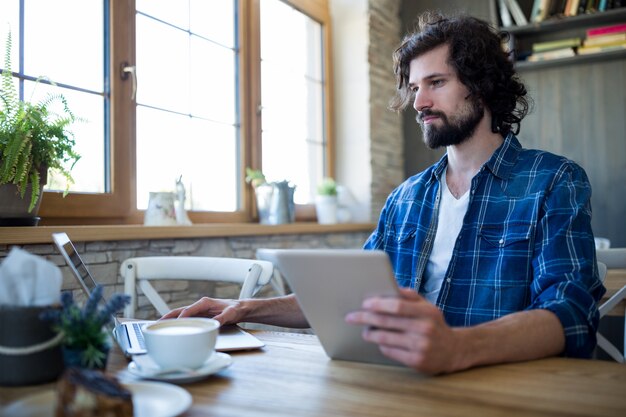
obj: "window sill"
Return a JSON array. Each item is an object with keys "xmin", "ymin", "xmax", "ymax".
[{"xmin": 0, "ymin": 222, "xmax": 375, "ymax": 245}]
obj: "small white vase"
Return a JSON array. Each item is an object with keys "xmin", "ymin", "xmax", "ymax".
[{"xmin": 315, "ymin": 195, "xmax": 338, "ymax": 224}]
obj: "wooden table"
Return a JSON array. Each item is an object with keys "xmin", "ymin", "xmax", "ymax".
[{"xmin": 3, "ymin": 331, "xmax": 626, "ymax": 417}]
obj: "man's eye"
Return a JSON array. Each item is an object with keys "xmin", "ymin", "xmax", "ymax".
[{"xmin": 432, "ymin": 79, "xmax": 444, "ymax": 86}]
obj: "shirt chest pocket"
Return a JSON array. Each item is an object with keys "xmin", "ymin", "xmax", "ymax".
[
  {"xmin": 478, "ymin": 223, "xmax": 535, "ymax": 254},
  {"xmin": 384, "ymin": 226, "xmax": 416, "ymax": 248}
]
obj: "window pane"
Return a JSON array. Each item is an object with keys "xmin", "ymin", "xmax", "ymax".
[
  {"xmin": 261, "ymin": 0, "xmax": 325, "ymax": 204},
  {"xmin": 136, "ymin": 14, "xmax": 190, "ymax": 113},
  {"xmin": 136, "ymin": 107, "xmax": 238, "ymax": 211},
  {"xmin": 136, "ymin": 0, "xmax": 189, "ymax": 30},
  {"xmin": 2, "ymin": 0, "xmax": 106, "ymax": 195},
  {"xmin": 190, "ymin": 0, "xmax": 235, "ymax": 48},
  {"xmin": 190, "ymin": 36, "xmax": 236, "ymax": 124},
  {"xmin": 135, "ymin": 3, "xmax": 239, "ymax": 212},
  {"xmin": 25, "ymin": 81, "xmax": 105, "ymax": 193},
  {"xmin": 24, "ymin": 0, "xmax": 103, "ymax": 91},
  {"xmin": 0, "ymin": 4, "xmax": 20, "ymax": 65}
]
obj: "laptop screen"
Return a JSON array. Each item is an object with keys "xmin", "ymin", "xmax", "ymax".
[
  {"xmin": 51, "ymin": 232, "xmax": 120, "ymax": 329},
  {"xmin": 52, "ymin": 232, "xmax": 99, "ymax": 297}
]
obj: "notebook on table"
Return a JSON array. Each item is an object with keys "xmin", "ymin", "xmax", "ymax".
[
  {"xmin": 256, "ymin": 248, "xmax": 402, "ymax": 366},
  {"xmin": 52, "ymin": 232, "xmax": 265, "ymax": 357}
]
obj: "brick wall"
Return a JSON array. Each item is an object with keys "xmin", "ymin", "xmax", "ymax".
[
  {"xmin": 1, "ymin": 231, "xmax": 370, "ymax": 321},
  {"xmin": 368, "ymin": 0, "xmax": 404, "ymax": 222}
]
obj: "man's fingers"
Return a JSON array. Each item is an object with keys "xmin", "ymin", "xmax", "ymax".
[{"xmin": 362, "ymin": 296, "xmax": 433, "ymax": 318}]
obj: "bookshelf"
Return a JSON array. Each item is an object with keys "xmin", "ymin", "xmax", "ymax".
[{"xmin": 503, "ymin": 5, "xmax": 626, "ymax": 70}]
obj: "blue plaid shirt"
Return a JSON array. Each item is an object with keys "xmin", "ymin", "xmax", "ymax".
[{"xmin": 364, "ymin": 133, "xmax": 605, "ymax": 358}]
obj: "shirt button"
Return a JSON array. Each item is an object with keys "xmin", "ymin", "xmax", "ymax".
[
  {"xmin": 446, "ymin": 278, "xmax": 451, "ymax": 283},
  {"xmin": 499, "ymin": 238, "xmax": 504, "ymax": 245}
]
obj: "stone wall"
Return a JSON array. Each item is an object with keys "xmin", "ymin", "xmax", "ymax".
[
  {"xmin": 1, "ymin": 231, "xmax": 371, "ymax": 321},
  {"xmin": 368, "ymin": 0, "xmax": 404, "ymax": 222}
]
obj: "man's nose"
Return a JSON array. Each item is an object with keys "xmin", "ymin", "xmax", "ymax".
[{"xmin": 413, "ymin": 89, "xmax": 432, "ymax": 112}]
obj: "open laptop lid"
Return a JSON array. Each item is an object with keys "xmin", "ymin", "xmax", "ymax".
[
  {"xmin": 52, "ymin": 233, "xmax": 101, "ymax": 301},
  {"xmin": 52, "ymin": 232, "xmax": 124, "ymax": 328},
  {"xmin": 256, "ymin": 248, "xmax": 402, "ymax": 366}
]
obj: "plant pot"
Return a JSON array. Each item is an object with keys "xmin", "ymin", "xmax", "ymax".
[
  {"xmin": 315, "ymin": 195, "xmax": 338, "ymax": 224},
  {"xmin": 0, "ymin": 166, "xmax": 47, "ymax": 226},
  {"xmin": 0, "ymin": 305, "xmax": 64, "ymax": 386}
]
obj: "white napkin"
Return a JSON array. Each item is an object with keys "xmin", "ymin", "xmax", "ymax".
[{"xmin": 0, "ymin": 247, "xmax": 62, "ymax": 306}]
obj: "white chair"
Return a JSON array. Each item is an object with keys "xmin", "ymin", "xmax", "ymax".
[
  {"xmin": 255, "ymin": 248, "xmax": 287, "ymax": 294},
  {"xmin": 595, "ymin": 251, "xmax": 626, "ymax": 363},
  {"xmin": 120, "ymin": 256, "xmax": 281, "ymax": 318}
]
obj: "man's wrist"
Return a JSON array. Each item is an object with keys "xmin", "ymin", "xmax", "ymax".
[{"xmin": 450, "ymin": 327, "xmax": 476, "ymax": 372}]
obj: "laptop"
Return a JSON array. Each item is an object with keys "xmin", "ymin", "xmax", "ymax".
[
  {"xmin": 256, "ymin": 248, "xmax": 402, "ymax": 366},
  {"xmin": 52, "ymin": 232, "xmax": 265, "ymax": 357}
]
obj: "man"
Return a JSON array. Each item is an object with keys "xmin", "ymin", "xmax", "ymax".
[{"xmin": 163, "ymin": 12, "xmax": 605, "ymax": 375}]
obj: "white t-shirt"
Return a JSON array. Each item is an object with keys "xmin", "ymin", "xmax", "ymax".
[{"xmin": 422, "ymin": 168, "xmax": 470, "ymax": 304}]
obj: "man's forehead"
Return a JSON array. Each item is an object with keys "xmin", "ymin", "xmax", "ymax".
[{"xmin": 409, "ymin": 44, "xmax": 455, "ymax": 82}]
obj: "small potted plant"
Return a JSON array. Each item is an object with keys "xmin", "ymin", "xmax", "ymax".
[
  {"xmin": 41, "ymin": 285, "xmax": 129, "ymax": 369},
  {"xmin": 315, "ymin": 177, "xmax": 338, "ymax": 224},
  {"xmin": 0, "ymin": 31, "xmax": 81, "ymax": 224}
]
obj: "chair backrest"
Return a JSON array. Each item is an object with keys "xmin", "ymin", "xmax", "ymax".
[
  {"xmin": 596, "ymin": 248, "xmax": 626, "ymax": 269},
  {"xmin": 120, "ymin": 256, "xmax": 275, "ymax": 318}
]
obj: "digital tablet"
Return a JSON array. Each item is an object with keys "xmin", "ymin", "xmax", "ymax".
[{"xmin": 256, "ymin": 248, "xmax": 402, "ymax": 366}]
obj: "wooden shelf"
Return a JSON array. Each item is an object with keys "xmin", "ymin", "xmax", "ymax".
[
  {"xmin": 516, "ymin": 48, "xmax": 626, "ymax": 70},
  {"xmin": 505, "ymin": 7, "xmax": 626, "ymax": 70},
  {"xmin": 507, "ymin": 7, "xmax": 626, "ymax": 35},
  {"xmin": 0, "ymin": 222, "xmax": 375, "ymax": 245}
]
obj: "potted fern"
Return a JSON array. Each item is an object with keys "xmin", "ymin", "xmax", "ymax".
[{"xmin": 0, "ymin": 31, "xmax": 80, "ymax": 225}]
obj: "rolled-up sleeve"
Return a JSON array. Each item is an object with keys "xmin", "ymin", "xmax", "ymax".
[{"xmin": 529, "ymin": 161, "xmax": 606, "ymax": 358}]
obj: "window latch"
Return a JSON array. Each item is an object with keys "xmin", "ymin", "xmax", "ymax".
[{"xmin": 120, "ymin": 62, "xmax": 137, "ymax": 101}]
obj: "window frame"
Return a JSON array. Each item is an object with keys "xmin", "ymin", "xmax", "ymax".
[{"xmin": 38, "ymin": 0, "xmax": 334, "ymax": 225}]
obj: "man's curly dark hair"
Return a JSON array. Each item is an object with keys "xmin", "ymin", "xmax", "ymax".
[{"xmin": 390, "ymin": 11, "xmax": 531, "ymax": 135}]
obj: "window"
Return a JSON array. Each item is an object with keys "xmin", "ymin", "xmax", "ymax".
[
  {"xmin": 0, "ymin": 0, "xmax": 107, "ymax": 194},
  {"xmin": 1, "ymin": 0, "xmax": 333, "ymax": 224},
  {"xmin": 135, "ymin": 0, "xmax": 239, "ymax": 212},
  {"xmin": 260, "ymin": 0, "xmax": 327, "ymax": 204}
]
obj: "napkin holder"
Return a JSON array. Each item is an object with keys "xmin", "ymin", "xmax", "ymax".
[{"xmin": 0, "ymin": 305, "xmax": 64, "ymax": 386}]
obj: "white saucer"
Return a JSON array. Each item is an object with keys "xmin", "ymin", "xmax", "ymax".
[
  {"xmin": 128, "ymin": 352, "xmax": 232, "ymax": 383},
  {"xmin": 3, "ymin": 381, "xmax": 191, "ymax": 417}
]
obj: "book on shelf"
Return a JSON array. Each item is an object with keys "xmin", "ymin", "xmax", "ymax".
[
  {"xmin": 566, "ymin": 0, "xmax": 581, "ymax": 16},
  {"xmin": 506, "ymin": 0, "xmax": 529, "ymax": 25},
  {"xmin": 527, "ymin": 47, "xmax": 577, "ymax": 61},
  {"xmin": 584, "ymin": 32, "xmax": 626, "ymax": 45},
  {"xmin": 586, "ymin": 22, "xmax": 626, "ymax": 37},
  {"xmin": 531, "ymin": 0, "xmax": 552, "ymax": 22},
  {"xmin": 532, "ymin": 37, "xmax": 582, "ymax": 52},
  {"xmin": 548, "ymin": 0, "xmax": 569, "ymax": 17},
  {"xmin": 585, "ymin": 0, "xmax": 599, "ymax": 12},
  {"xmin": 577, "ymin": 40, "xmax": 626, "ymax": 54},
  {"xmin": 499, "ymin": 0, "xmax": 514, "ymax": 27}
]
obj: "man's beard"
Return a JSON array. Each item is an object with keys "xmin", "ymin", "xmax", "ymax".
[{"xmin": 416, "ymin": 97, "xmax": 485, "ymax": 149}]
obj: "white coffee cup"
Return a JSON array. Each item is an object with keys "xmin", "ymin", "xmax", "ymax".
[{"xmin": 142, "ymin": 318, "xmax": 220, "ymax": 369}]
